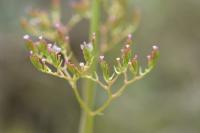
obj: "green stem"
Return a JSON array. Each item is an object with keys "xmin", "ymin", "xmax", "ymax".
[{"xmin": 79, "ymin": 0, "xmax": 101, "ymax": 133}]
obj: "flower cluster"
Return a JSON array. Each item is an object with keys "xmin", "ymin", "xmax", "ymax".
[{"xmin": 22, "ymin": 0, "xmax": 159, "ymax": 116}]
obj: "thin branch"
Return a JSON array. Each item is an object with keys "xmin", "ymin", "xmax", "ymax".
[
  {"xmin": 91, "ymin": 95, "xmax": 113, "ymax": 116},
  {"xmin": 82, "ymin": 75, "xmax": 108, "ymax": 90},
  {"xmin": 72, "ymin": 83, "xmax": 92, "ymax": 114},
  {"xmin": 123, "ymin": 71, "xmax": 128, "ymax": 83}
]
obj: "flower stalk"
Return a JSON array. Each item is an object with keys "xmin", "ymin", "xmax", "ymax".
[
  {"xmin": 79, "ymin": 0, "xmax": 101, "ymax": 132},
  {"xmin": 21, "ymin": 0, "xmax": 159, "ymax": 133}
]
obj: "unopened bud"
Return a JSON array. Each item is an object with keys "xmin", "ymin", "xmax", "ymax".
[
  {"xmin": 133, "ymin": 54, "xmax": 138, "ymax": 60},
  {"xmin": 147, "ymin": 55, "xmax": 151, "ymax": 61},
  {"xmin": 55, "ymin": 23, "xmax": 60, "ymax": 28},
  {"xmin": 99, "ymin": 55, "xmax": 104, "ymax": 60},
  {"xmin": 41, "ymin": 58, "xmax": 46, "ymax": 63},
  {"xmin": 30, "ymin": 50, "xmax": 33, "ymax": 55},
  {"xmin": 152, "ymin": 45, "xmax": 159, "ymax": 51},
  {"xmin": 126, "ymin": 34, "xmax": 133, "ymax": 45},
  {"xmin": 65, "ymin": 36, "xmax": 69, "ymax": 41},
  {"xmin": 128, "ymin": 34, "xmax": 132, "ymax": 39},
  {"xmin": 83, "ymin": 41, "xmax": 87, "ymax": 45},
  {"xmin": 125, "ymin": 44, "xmax": 130, "ymax": 48},
  {"xmin": 38, "ymin": 36, "xmax": 43, "ymax": 40},
  {"xmin": 80, "ymin": 44, "xmax": 84, "ymax": 50},
  {"xmin": 92, "ymin": 32, "xmax": 96, "ymax": 40},
  {"xmin": 116, "ymin": 57, "xmax": 120, "ymax": 61},
  {"xmin": 52, "ymin": 44, "xmax": 61, "ymax": 53},
  {"xmin": 23, "ymin": 34, "xmax": 30, "ymax": 40},
  {"xmin": 47, "ymin": 43, "xmax": 52, "ymax": 48},
  {"xmin": 79, "ymin": 62, "xmax": 85, "ymax": 67}
]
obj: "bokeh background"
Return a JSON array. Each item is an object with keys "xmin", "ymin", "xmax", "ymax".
[{"xmin": 0, "ymin": 0, "xmax": 200, "ymax": 133}]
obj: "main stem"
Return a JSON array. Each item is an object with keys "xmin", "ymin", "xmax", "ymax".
[{"xmin": 78, "ymin": 0, "xmax": 100, "ymax": 133}]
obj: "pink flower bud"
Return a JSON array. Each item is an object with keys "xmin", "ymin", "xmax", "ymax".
[
  {"xmin": 128, "ymin": 34, "xmax": 132, "ymax": 39},
  {"xmin": 147, "ymin": 55, "xmax": 151, "ymax": 60},
  {"xmin": 55, "ymin": 23, "xmax": 60, "ymax": 28},
  {"xmin": 65, "ymin": 36, "xmax": 69, "ymax": 41}
]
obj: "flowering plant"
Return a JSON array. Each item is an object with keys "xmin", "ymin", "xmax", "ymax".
[{"xmin": 22, "ymin": 0, "xmax": 159, "ymax": 133}]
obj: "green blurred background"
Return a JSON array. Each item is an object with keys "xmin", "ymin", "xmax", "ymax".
[{"xmin": 0, "ymin": 0, "xmax": 200, "ymax": 133}]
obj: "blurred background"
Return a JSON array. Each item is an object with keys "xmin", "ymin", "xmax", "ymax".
[{"xmin": 0, "ymin": 0, "xmax": 200, "ymax": 133}]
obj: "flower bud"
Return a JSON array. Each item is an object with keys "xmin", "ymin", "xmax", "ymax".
[
  {"xmin": 66, "ymin": 61, "xmax": 80, "ymax": 77},
  {"xmin": 37, "ymin": 39, "xmax": 49, "ymax": 57},
  {"xmin": 114, "ymin": 57, "xmax": 123, "ymax": 75},
  {"xmin": 147, "ymin": 45, "xmax": 159, "ymax": 67},
  {"xmin": 23, "ymin": 34, "xmax": 30, "ymax": 40},
  {"xmin": 99, "ymin": 56, "xmax": 111, "ymax": 81},
  {"xmin": 121, "ymin": 44, "xmax": 132, "ymax": 66},
  {"xmin": 99, "ymin": 55, "xmax": 104, "ymax": 61},
  {"xmin": 23, "ymin": 35, "xmax": 37, "ymax": 53},
  {"xmin": 81, "ymin": 41, "xmax": 94, "ymax": 63},
  {"xmin": 79, "ymin": 62, "xmax": 85, "ymax": 70},
  {"xmin": 30, "ymin": 54, "xmax": 43, "ymax": 71},
  {"xmin": 116, "ymin": 57, "xmax": 120, "ymax": 61},
  {"xmin": 92, "ymin": 32, "xmax": 96, "ymax": 42},
  {"xmin": 126, "ymin": 34, "xmax": 133, "ymax": 45},
  {"xmin": 38, "ymin": 35, "xmax": 43, "ymax": 40},
  {"xmin": 129, "ymin": 54, "xmax": 139, "ymax": 75},
  {"xmin": 52, "ymin": 44, "xmax": 61, "ymax": 54}
]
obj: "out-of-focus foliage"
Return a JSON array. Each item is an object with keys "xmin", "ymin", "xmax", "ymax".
[{"xmin": 0, "ymin": 0, "xmax": 200, "ymax": 133}]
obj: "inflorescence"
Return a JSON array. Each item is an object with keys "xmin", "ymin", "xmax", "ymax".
[{"xmin": 22, "ymin": 0, "xmax": 159, "ymax": 116}]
